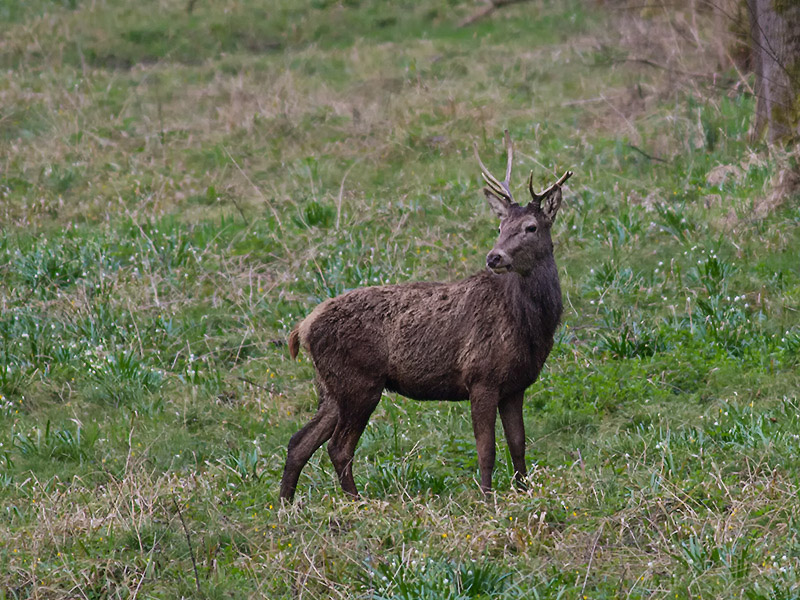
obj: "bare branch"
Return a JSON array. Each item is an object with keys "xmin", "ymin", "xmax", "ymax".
[{"xmin": 458, "ymin": 0, "xmax": 535, "ymax": 28}]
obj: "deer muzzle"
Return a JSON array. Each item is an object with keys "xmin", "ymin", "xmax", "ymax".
[{"xmin": 486, "ymin": 249, "xmax": 512, "ymax": 274}]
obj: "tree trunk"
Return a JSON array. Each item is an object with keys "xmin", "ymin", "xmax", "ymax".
[{"xmin": 749, "ymin": 0, "xmax": 800, "ymax": 144}]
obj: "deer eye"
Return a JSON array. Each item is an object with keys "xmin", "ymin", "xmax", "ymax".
[{"xmin": 525, "ymin": 224, "xmax": 538, "ymax": 233}]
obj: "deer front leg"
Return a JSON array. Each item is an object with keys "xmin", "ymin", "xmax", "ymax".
[
  {"xmin": 499, "ymin": 391, "xmax": 527, "ymax": 490},
  {"xmin": 470, "ymin": 387, "xmax": 499, "ymax": 494}
]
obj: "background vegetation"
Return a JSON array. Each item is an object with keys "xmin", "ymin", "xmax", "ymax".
[{"xmin": 1, "ymin": 0, "xmax": 799, "ymax": 598}]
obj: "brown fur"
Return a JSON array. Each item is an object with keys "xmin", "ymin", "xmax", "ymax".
[
  {"xmin": 279, "ymin": 143, "xmax": 572, "ymax": 502},
  {"xmin": 288, "ymin": 328, "xmax": 300, "ymax": 360}
]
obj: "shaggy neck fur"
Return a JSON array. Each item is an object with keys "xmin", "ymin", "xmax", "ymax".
[{"xmin": 494, "ymin": 255, "xmax": 562, "ymax": 344}]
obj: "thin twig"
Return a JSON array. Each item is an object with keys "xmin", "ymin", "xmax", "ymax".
[
  {"xmin": 230, "ymin": 194, "xmax": 249, "ymax": 226},
  {"xmin": 627, "ymin": 144, "xmax": 669, "ymax": 163},
  {"xmin": 581, "ymin": 522, "xmax": 605, "ymax": 596},
  {"xmin": 156, "ymin": 92, "xmax": 165, "ymax": 147},
  {"xmin": 613, "ymin": 57, "xmax": 792, "ymax": 109},
  {"xmin": 237, "ymin": 375, "xmax": 271, "ymax": 392},
  {"xmin": 172, "ymin": 494, "xmax": 203, "ymax": 596},
  {"xmin": 458, "ymin": 0, "xmax": 534, "ymax": 28},
  {"xmin": 336, "ymin": 160, "xmax": 359, "ymax": 230},
  {"xmin": 222, "ymin": 146, "xmax": 289, "ymax": 255}
]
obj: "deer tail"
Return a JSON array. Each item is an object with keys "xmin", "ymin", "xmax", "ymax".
[
  {"xmin": 288, "ymin": 327, "xmax": 301, "ymax": 360},
  {"xmin": 288, "ymin": 300, "xmax": 330, "ymax": 361}
]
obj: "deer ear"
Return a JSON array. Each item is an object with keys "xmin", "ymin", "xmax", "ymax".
[
  {"xmin": 539, "ymin": 186, "xmax": 562, "ymax": 223},
  {"xmin": 484, "ymin": 188, "xmax": 511, "ymax": 219}
]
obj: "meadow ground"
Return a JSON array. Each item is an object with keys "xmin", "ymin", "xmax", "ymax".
[{"xmin": 1, "ymin": 0, "xmax": 799, "ymax": 598}]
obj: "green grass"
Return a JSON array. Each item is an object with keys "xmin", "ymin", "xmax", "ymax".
[{"xmin": 1, "ymin": 0, "xmax": 799, "ymax": 598}]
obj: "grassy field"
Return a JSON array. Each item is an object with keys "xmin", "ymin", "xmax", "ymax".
[{"xmin": 1, "ymin": 0, "xmax": 800, "ymax": 598}]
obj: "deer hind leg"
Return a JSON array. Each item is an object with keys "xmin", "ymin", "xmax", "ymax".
[
  {"xmin": 498, "ymin": 391, "xmax": 527, "ymax": 490},
  {"xmin": 326, "ymin": 382, "xmax": 383, "ymax": 498},
  {"xmin": 279, "ymin": 385, "xmax": 338, "ymax": 502}
]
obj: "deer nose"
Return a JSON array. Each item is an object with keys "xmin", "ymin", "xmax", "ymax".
[{"xmin": 486, "ymin": 250, "xmax": 511, "ymax": 273}]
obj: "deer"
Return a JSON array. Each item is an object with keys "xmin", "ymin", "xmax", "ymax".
[{"xmin": 279, "ymin": 131, "xmax": 572, "ymax": 502}]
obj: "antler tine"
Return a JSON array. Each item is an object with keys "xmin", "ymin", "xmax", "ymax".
[
  {"xmin": 555, "ymin": 170, "xmax": 573, "ymax": 187},
  {"xmin": 473, "ymin": 141, "xmax": 513, "ymax": 202},
  {"xmin": 503, "ymin": 129, "xmax": 513, "ymax": 189},
  {"xmin": 481, "ymin": 172, "xmax": 511, "ymax": 200},
  {"xmin": 527, "ymin": 171, "xmax": 542, "ymax": 202},
  {"xmin": 529, "ymin": 169, "xmax": 574, "ymax": 201}
]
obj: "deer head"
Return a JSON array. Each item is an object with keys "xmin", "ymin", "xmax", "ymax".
[{"xmin": 474, "ymin": 131, "xmax": 573, "ymax": 276}]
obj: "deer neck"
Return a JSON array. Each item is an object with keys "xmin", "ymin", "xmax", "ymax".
[{"xmin": 501, "ymin": 256, "xmax": 562, "ymax": 339}]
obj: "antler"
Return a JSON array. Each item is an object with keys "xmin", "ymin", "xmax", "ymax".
[
  {"xmin": 528, "ymin": 169, "xmax": 573, "ymax": 202},
  {"xmin": 474, "ymin": 130, "xmax": 515, "ymax": 204}
]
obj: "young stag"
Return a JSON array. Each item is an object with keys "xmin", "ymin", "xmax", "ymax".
[{"xmin": 280, "ymin": 131, "xmax": 572, "ymax": 501}]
